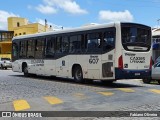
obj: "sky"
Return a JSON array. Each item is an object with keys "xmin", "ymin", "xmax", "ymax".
[{"xmin": 0, "ymin": 0, "xmax": 160, "ymax": 30}]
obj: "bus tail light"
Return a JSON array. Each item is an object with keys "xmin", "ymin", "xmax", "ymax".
[
  {"xmin": 118, "ymin": 55, "xmax": 123, "ymax": 69},
  {"xmin": 149, "ymin": 57, "xmax": 152, "ymax": 69}
]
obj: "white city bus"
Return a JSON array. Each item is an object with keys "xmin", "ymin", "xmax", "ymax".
[{"xmin": 12, "ymin": 22, "xmax": 152, "ymax": 83}]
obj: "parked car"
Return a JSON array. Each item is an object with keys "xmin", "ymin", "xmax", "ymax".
[
  {"xmin": 0, "ymin": 58, "xmax": 12, "ymax": 69},
  {"xmin": 142, "ymin": 61, "xmax": 160, "ymax": 84}
]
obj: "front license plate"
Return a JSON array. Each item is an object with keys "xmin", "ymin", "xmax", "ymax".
[{"xmin": 135, "ymin": 73, "xmax": 140, "ymax": 76}]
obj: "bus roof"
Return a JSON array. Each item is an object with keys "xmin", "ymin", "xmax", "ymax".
[{"xmin": 12, "ymin": 22, "xmax": 150, "ymax": 41}]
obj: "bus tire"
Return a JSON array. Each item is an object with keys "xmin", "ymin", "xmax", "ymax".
[
  {"xmin": 23, "ymin": 65, "xmax": 29, "ymax": 77},
  {"xmin": 101, "ymin": 80, "xmax": 114, "ymax": 84},
  {"xmin": 142, "ymin": 78, "xmax": 151, "ymax": 84},
  {"xmin": 73, "ymin": 66, "xmax": 84, "ymax": 83}
]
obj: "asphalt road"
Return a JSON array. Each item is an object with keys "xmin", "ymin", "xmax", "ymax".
[{"xmin": 0, "ymin": 69, "xmax": 160, "ymax": 120}]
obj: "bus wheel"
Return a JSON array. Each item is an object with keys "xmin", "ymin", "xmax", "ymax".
[
  {"xmin": 74, "ymin": 66, "xmax": 84, "ymax": 83},
  {"xmin": 23, "ymin": 65, "xmax": 29, "ymax": 77},
  {"xmin": 142, "ymin": 78, "xmax": 151, "ymax": 84},
  {"xmin": 101, "ymin": 80, "xmax": 114, "ymax": 84}
]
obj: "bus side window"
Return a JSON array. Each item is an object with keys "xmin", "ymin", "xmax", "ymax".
[
  {"xmin": 87, "ymin": 32, "xmax": 102, "ymax": 52},
  {"xmin": 19, "ymin": 41, "xmax": 27, "ymax": 58},
  {"xmin": 55, "ymin": 37, "xmax": 62, "ymax": 53},
  {"xmin": 35, "ymin": 39, "xmax": 45, "ymax": 59},
  {"xmin": 46, "ymin": 37, "xmax": 55, "ymax": 58},
  {"xmin": 27, "ymin": 40, "xmax": 34, "ymax": 58},
  {"xmin": 69, "ymin": 35, "xmax": 81, "ymax": 53},
  {"xmin": 103, "ymin": 30, "xmax": 115, "ymax": 51},
  {"xmin": 62, "ymin": 36, "xmax": 69, "ymax": 53}
]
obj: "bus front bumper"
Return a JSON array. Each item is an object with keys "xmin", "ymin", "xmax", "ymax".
[{"xmin": 115, "ymin": 68, "xmax": 151, "ymax": 80}]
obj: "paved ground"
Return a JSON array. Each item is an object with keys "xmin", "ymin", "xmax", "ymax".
[{"xmin": 0, "ymin": 69, "xmax": 160, "ymax": 120}]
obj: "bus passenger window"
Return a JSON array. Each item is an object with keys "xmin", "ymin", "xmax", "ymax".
[
  {"xmin": 87, "ymin": 33, "xmax": 102, "ymax": 52},
  {"xmin": 56, "ymin": 37, "xmax": 62, "ymax": 53},
  {"xmin": 69, "ymin": 35, "xmax": 81, "ymax": 53},
  {"xmin": 27, "ymin": 40, "xmax": 34, "ymax": 58},
  {"xmin": 19, "ymin": 41, "xmax": 27, "ymax": 58},
  {"xmin": 46, "ymin": 37, "xmax": 55, "ymax": 58},
  {"xmin": 35, "ymin": 39, "xmax": 45, "ymax": 59},
  {"xmin": 103, "ymin": 31, "xmax": 115, "ymax": 51},
  {"xmin": 62, "ymin": 36, "xmax": 69, "ymax": 53}
]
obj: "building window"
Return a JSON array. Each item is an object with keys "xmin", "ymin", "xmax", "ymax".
[
  {"xmin": 15, "ymin": 34, "xmax": 17, "ymax": 36},
  {"xmin": 19, "ymin": 33, "xmax": 21, "ymax": 35},
  {"xmin": 17, "ymin": 22, "xmax": 20, "ymax": 27},
  {"xmin": 23, "ymin": 32, "xmax": 26, "ymax": 35}
]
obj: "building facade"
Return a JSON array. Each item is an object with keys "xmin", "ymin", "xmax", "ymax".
[
  {"xmin": 8, "ymin": 17, "xmax": 52, "ymax": 37},
  {"xmin": 0, "ymin": 30, "xmax": 14, "ymax": 59},
  {"xmin": 0, "ymin": 17, "xmax": 52, "ymax": 59}
]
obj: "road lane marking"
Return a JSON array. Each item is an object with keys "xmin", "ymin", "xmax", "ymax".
[
  {"xmin": 44, "ymin": 96, "xmax": 63, "ymax": 105},
  {"xmin": 13, "ymin": 100, "xmax": 30, "ymax": 111},
  {"xmin": 118, "ymin": 88, "xmax": 135, "ymax": 93},
  {"xmin": 73, "ymin": 93, "xmax": 87, "ymax": 99},
  {"xmin": 149, "ymin": 89, "xmax": 160, "ymax": 94},
  {"xmin": 98, "ymin": 92, "xmax": 114, "ymax": 96}
]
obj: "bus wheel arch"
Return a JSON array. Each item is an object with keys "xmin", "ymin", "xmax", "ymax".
[{"xmin": 72, "ymin": 64, "xmax": 84, "ymax": 83}]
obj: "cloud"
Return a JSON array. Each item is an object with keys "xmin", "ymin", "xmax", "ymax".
[
  {"xmin": 36, "ymin": 4, "xmax": 57, "ymax": 14},
  {"xmin": 0, "ymin": 10, "xmax": 19, "ymax": 30},
  {"xmin": 36, "ymin": 0, "xmax": 88, "ymax": 15},
  {"xmin": 99, "ymin": 10, "xmax": 133, "ymax": 22}
]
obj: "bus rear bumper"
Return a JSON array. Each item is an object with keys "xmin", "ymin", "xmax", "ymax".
[{"xmin": 115, "ymin": 68, "xmax": 151, "ymax": 80}]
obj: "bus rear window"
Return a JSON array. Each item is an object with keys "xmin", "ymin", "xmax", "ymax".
[{"xmin": 121, "ymin": 24, "xmax": 151, "ymax": 52}]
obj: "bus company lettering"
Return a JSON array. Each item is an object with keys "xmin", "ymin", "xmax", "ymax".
[
  {"xmin": 130, "ymin": 57, "xmax": 145, "ymax": 63},
  {"xmin": 31, "ymin": 59, "xmax": 44, "ymax": 66},
  {"xmin": 125, "ymin": 53, "xmax": 136, "ymax": 56},
  {"xmin": 89, "ymin": 55, "xmax": 99, "ymax": 64}
]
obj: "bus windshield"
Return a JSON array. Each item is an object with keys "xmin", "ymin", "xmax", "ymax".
[{"xmin": 121, "ymin": 23, "xmax": 151, "ymax": 51}]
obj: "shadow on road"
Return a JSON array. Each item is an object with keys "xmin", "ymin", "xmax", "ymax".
[{"xmin": 9, "ymin": 74, "xmax": 145, "ymax": 89}]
